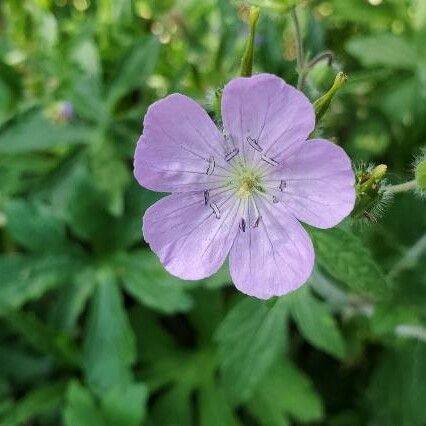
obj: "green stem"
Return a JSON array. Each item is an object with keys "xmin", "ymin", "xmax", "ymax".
[
  {"xmin": 291, "ymin": 7, "xmax": 304, "ymax": 90},
  {"xmin": 384, "ymin": 179, "xmax": 417, "ymax": 194},
  {"xmin": 239, "ymin": 7, "xmax": 260, "ymax": 77}
]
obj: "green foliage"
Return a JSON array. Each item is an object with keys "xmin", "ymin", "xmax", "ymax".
[
  {"xmin": 249, "ymin": 359, "xmax": 324, "ymax": 425},
  {"xmin": 215, "ymin": 298, "xmax": 288, "ymax": 402},
  {"xmin": 289, "ymin": 287, "xmax": 347, "ymax": 359},
  {"xmin": 310, "ymin": 226, "xmax": 388, "ymax": 299},
  {"xmin": 0, "ymin": 0, "xmax": 425, "ymax": 424},
  {"xmin": 83, "ymin": 270, "xmax": 136, "ymax": 394}
]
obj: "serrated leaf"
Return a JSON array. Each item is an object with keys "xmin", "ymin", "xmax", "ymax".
[
  {"xmin": 289, "ymin": 286, "xmax": 347, "ymax": 359},
  {"xmin": 310, "ymin": 227, "xmax": 388, "ymax": 299},
  {"xmin": 249, "ymin": 359, "xmax": 324, "ymax": 426},
  {"xmin": 115, "ymin": 251, "xmax": 193, "ymax": 314},
  {"xmin": 83, "ymin": 270, "xmax": 136, "ymax": 394},
  {"xmin": 215, "ymin": 298, "xmax": 287, "ymax": 403}
]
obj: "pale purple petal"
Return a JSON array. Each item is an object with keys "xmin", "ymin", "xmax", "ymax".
[
  {"xmin": 134, "ymin": 94, "xmax": 228, "ymax": 192},
  {"xmin": 266, "ymin": 139, "xmax": 356, "ymax": 228},
  {"xmin": 221, "ymin": 73, "xmax": 315, "ymax": 165},
  {"xmin": 229, "ymin": 199, "xmax": 314, "ymax": 299},
  {"xmin": 143, "ymin": 192, "xmax": 241, "ymax": 280}
]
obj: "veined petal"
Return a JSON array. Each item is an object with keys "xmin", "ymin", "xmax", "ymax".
[
  {"xmin": 221, "ymin": 73, "xmax": 315, "ymax": 165},
  {"xmin": 134, "ymin": 94, "xmax": 229, "ymax": 192},
  {"xmin": 229, "ymin": 199, "xmax": 314, "ymax": 299},
  {"xmin": 266, "ymin": 139, "xmax": 356, "ymax": 229},
  {"xmin": 143, "ymin": 192, "xmax": 240, "ymax": 280}
]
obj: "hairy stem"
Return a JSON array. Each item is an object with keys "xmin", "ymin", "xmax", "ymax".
[{"xmin": 385, "ymin": 179, "xmax": 417, "ymax": 194}]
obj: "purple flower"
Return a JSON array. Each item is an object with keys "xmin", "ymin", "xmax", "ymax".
[{"xmin": 134, "ymin": 74, "xmax": 355, "ymax": 299}]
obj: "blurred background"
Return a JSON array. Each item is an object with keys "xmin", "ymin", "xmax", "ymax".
[{"xmin": 0, "ymin": 0, "xmax": 425, "ymax": 425}]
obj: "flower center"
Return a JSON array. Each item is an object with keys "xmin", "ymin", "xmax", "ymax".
[{"xmin": 234, "ymin": 167, "xmax": 264, "ymax": 198}]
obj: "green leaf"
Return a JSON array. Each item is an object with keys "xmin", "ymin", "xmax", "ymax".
[
  {"xmin": 346, "ymin": 34, "xmax": 416, "ymax": 69},
  {"xmin": 83, "ymin": 270, "xmax": 136, "ymax": 394},
  {"xmin": 0, "ymin": 110, "xmax": 89, "ymax": 154},
  {"xmin": 0, "ymin": 347, "xmax": 50, "ymax": 385},
  {"xmin": 0, "ymin": 382, "xmax": 66, "ymax": 426},
  {"xmin": 101, "ymin": 383, "xmax": 148, "ymax": 426},
  {"xmin": 309, "ymin": 227, "xmax": 388, "ymax": 299},
  {"xmin": 107, "ymin": 37, "xmax": 160, "ymax": 106},
  {"xmin": 3, "ymin": 199, "xmax": 67, "ymax": 252},
  {"xmin": 64, "ymin": 381, "xmax": 105, "ymax": 426},
  {"xmin": 49, "ymin": 268, "xmax": 97, "ymax": 332},
  {"xmin": 115, "ymin": 251, "xmax": 193, "ymax": 314},
  {"xmin": 249, "ymin": 359, "xmax": 324, "ymax": 426},
  {"xmin": 215, "ymin": 298, "xmax": 287, "ymax": 403},
  {"xmin": 64, "ymin": 381, "xmax": 148, "ymax": 426},
  {"xmin": 0, "ymin": 254, "xmax": 81, "ymax": 315},
  {"xmin": 88, "ymin": 137, "xmax": 130, "ymax": 216},
  {"xmin": 289, "ymin": 286, "xmax": 347, "ymax": 359},
  {"xmin": 151, "ymin": 385, "xmax": 192, "ymax": 426},
  {"xmin": 367, "ymin": 343, "xmax": 426, "ymax": 426},
  {"xmin": 4, "ymin": 311, "xmax": 81, "ymax": 367},
  {"xmin": 199, "ymin": 380, "xmax": 237, "ymax": 426}
]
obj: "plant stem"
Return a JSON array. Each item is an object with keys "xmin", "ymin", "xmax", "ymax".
[
  {"xmin": 385, "ymin": 179, "xmax": 417, "ymax": 194},
  {"xmin": 291, "ymin": 6, "xmax": 304, "ymax": 90},
  {"xmin": 387, "ymin": 233, "xmax": 426, "ymax": 280}
]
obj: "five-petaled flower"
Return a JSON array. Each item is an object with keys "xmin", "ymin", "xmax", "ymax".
[{"xmin": 134, "ymin": 74, "xmax": 355, "ymax": 299}]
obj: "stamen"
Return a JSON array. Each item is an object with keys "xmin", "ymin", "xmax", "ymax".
[
  {"xmin": 272, "ymin": 195, "xmax": 279, "ymax": 204},
  {"xmin": 252, "ymin": 216, "xmax": 261, "ymax": 228},
  {"xmin": 203, "ymin": 190, "xmax": 210, "ymax": 205},
  {"xmin": 279, "ymin": 180, "xmax": 287, "ymax": 191},
  {"xmin": 247, "ymin": 136, "xmax": 263, "ymax": 152},
  {"xmin": 210, "ymin": 202, "xmax": 221, "ymax": 219},
  {"xmin": 261, "ymin": 154, "xmax": 279, "ymax": 166},
  {"xmin": 239, "ymin": 218, "xmax": 246, "ymax": 232},
  {"xmin": 225, "ymin": 148, "xmax": 239, "ymax": 162},
  {"xmin": 206, "ymin": 155, "xmax": 215, "ymax": 175}
]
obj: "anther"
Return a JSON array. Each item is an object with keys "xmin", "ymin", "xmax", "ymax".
[
  {"xmin": 239, "ymin": 218, "xmax": 246, "ymax": 232},
  {"xmin": 225, "ymin": 148, "xmax": 239, "ymax": 162},
  {"xmin": 261, "ymin": 154, "xmax": 279, "ymax": 166},
  {"xmin": 210, "ymin": 202, "xmax": 221, "ymax": 219},
  {"xmin": 252, "ymin": 216, "xmax": 261, "ymax": 228},
  {"xmin": 206, "ymin": 155, "xmax": 215, "ymax": 175},
  {"xmin": 279, "ymin": 180, "xmax": 287, "ymax": 191},
  {"xmin": 203, "ymin": 190, "xmax": 210, "ymax": 205},
  {"xmin": 272, "ymin": 195, "xmax": 279, "ymax": 204},
  {"xmin": 247, "ymin": 136, "xmax": 263, "ymax": 152}
]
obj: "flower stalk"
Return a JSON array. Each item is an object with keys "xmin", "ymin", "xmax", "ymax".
[
  {"xmin": 240, "ymin": 6, "xmax": 261, "ymax": 77},
  {"xmin": 385, "ymin": 180, "xmax": 417, "ymax": 194}
]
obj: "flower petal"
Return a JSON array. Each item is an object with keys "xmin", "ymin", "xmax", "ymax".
[
  {"xmin": 221, "ymin": 73, "xmax": 315, "ymax": 165},
  {"xmin": 267, "ymin": 139, "xmax": 356, "ymax": 229},
  {"xmin": 143, "ymin": 192, "xmax": 240, "ymax": 280},
  {"xmin": 134, "ymin": 94, "xmax": 229, "ymax": 192},
  {"xmin": 229, "ymin": 200, "xmax": 314, "ymax": 299}
]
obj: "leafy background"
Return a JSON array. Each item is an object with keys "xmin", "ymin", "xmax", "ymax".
[{"xmin": 0, "ymin": 0, "xmax": 425, "ymax": 425}]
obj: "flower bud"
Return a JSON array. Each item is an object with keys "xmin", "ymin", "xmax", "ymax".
[
  {"xmin": 239, "ymin": 6, "xmax": 260, "ymax": 77},
  {"xmin": 415, "ymin": 159, "xmax": 426, "ymax": 191},
  {"xmin": 352, "ymin": 163, "xmax": 389, "ymax": 222},
  {"xmin": 313, "ymin": 72, "xmax": 347, "ymax": 122}
]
